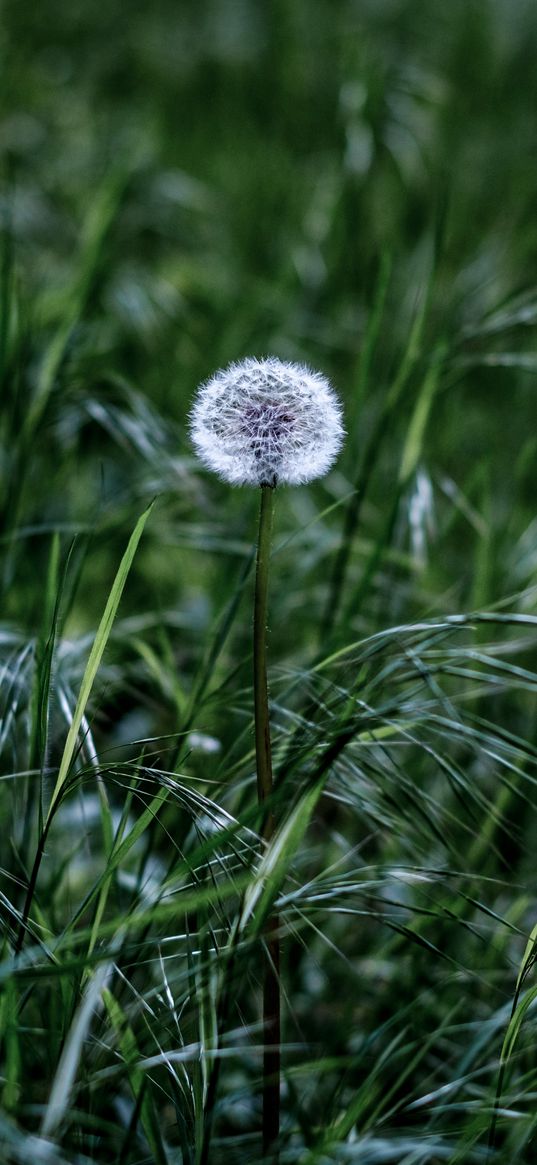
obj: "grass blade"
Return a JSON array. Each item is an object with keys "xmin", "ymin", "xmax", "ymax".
[{"xmin": 46, "ymin": 501, "xmax": 155, "ymax": 822}]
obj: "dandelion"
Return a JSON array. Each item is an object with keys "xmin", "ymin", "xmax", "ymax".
[
  {"xmin": 190, "ymin": 356, "xmax": 344, "ymax": 1162},
  {"xmin": 189, "ymin": 355, "xmax": 344, "ymax": 487}
]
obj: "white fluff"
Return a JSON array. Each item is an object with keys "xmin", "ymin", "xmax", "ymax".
[{"xmin": 189, "ymin": 356, "xmax": 344, "ymax": 486}]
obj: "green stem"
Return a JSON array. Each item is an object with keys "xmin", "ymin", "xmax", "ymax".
[
  {"xmin": 254, "ymin": 485, "xmax": 275, "ymax": 822},
  {"xmin": 253, "ymin": 483, "xmax": 280, "ymax": 1158},
  {"xmin": 15, "ymin": 820, "xmax": 51, "ymax": 955}
]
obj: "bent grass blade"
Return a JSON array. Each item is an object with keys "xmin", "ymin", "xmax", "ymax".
[{"xmin": 45, "ymin": 501, "xmax": 155, "ymax": 825}]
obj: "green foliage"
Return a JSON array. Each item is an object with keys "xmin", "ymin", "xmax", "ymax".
[{"xmin": 2, "ymin": 1, "xmax": 537, "ymax": 1162}]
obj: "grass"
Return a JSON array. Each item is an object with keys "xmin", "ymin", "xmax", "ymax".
[{"xmin": 2, "ymin": 0, "xmax": 537, "ymax": 1161}]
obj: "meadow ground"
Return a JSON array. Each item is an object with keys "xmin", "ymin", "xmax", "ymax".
[{"xmin": 2, "ymin": 2, "xmax": 537, "ymax": 1162}]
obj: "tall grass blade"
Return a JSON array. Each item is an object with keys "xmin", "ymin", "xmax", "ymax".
[
  {"xmin": 46, "ymin": 501, "xmax": 154, "ymax": 822},
  {"xmin": 40, "ymin": 960, "xmax": 111, "ymax": 1136}
]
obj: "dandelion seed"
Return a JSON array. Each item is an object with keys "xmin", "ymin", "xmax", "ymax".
[{"xmin": 189, "ymin": 356, "xmax": 344, "ymax": 487}]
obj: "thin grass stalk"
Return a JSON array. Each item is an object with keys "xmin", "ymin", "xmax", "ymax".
[
  {"xmin": 15, "ymin": 818, "xmax": 51, "ymax": 955},
  {"xmin": 198, "ymin": 929, "xmax": 240, "ymax": 1165},
  {"xmin": 321, "ymin": 282, "xmax": 433, "ymax": 641},
  {"xmin": 253, "ymin": 482, "xmax": 280, "ymax": 1157}
]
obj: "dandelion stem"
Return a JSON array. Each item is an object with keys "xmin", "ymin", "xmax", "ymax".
[
  {"xmin": 254, "ymin": 484, "xmax": 275, "ymax": 819},
  {"xmin": 253, "ymin": 482, "xmax": 280, "ymax": 1157}
]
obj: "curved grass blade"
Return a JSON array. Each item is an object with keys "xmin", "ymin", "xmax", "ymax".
[
  {"xmin": 45, "ymin": 501, "xmax": 155, "ymax": 824},
  {"xmin": 40, "ymin": 960, "xmax": 112, "ymax": 1137}
]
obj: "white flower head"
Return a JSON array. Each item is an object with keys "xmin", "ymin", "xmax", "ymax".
[{"xmin": 189, "ymin": 356, "xmax": 344, "ymax": 487}]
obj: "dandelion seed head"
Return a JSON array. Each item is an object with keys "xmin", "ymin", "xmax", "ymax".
[{"xmin": 189, "ymin": 356, "xmax": 344, "ymax": 486}]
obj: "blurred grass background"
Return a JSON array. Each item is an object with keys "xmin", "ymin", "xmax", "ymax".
[
  {"xmin": 3, "ymin": 0, "xmax": 537, "ymax": 625},
  {"xmin": 2, "ymin": 1, "xmax": 537, "ymax": 1162}
]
